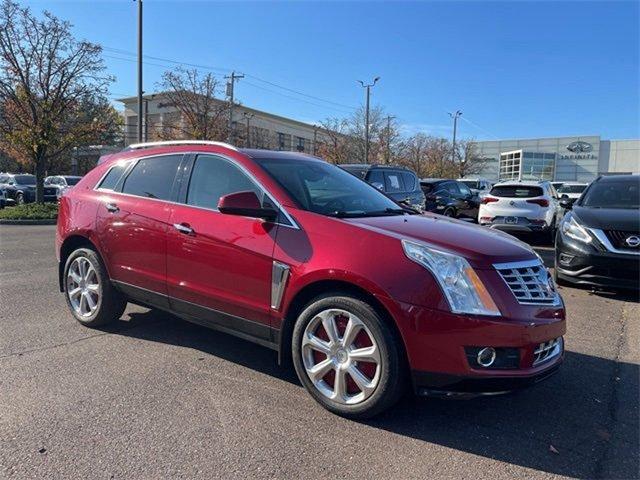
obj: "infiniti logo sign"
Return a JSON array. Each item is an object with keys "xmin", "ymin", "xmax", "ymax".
[{"xmin": 566, "ymin": 141, "xmax": 593, "ymax": 153}]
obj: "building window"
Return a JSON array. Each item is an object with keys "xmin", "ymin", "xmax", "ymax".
[
  {"xmin": 296, "ymin": 136, "xmax": 306, "ymax": 152},
  {"xmin": 277, "ymin": 132, "xmax": 291, "ymax": 151}
]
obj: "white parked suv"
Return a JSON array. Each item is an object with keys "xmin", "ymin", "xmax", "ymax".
[{"xmin": 479, "ymin": 180, "xmax": 561, "ymax": 240}]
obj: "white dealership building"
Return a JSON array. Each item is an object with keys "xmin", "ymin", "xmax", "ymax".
[{"xmin": 471, "ymin": 135, "xmax": 639, "ymax": 183}]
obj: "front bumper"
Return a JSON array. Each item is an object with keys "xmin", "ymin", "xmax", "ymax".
[
  {"xmin": 556, "ymin": 233, "xmax": 640, "ymax": 290},
  {"xmin": 389, "ymin": 299, "xmax": 566, "ymax": 396}
]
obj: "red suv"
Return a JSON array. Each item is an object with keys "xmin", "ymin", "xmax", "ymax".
[{"xmin": 56, "ymin": 141, "xmax": 566, "ymax": 418}]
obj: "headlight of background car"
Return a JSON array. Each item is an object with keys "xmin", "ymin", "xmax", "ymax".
[
  {"xmin": 402, "ymin": 240, "xmax": 501, "ymax": 316},
  {"xmin": 560, "ymin": 212, "xmax": 591, "ymax": 243}
]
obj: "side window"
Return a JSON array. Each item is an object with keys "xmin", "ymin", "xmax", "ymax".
[
  {"xmin": 97, "ymin": 163, "xmax": 129, "ymax": 191},
  {"xmin": 367, "ymin": 170, "xmax": 385, "ymax": 190},
  {"xmin": 0, "ymin": 175, "xmax": 7, "ymax": 184},
  {"xmin": 186, "ymin": 155, "xmax": 262, "ymax": 210},
  {"xmin": 458, "ymin": 182, "xmax": 472, "ymax": 196},
  {"xmin": 121, "ymin": 155, "xmax": 182, "ymax": 200},
  {"xmin": 446, "ymin": 182, "xmax": 461, "ymax": 196},
  {"xmin": 401, "ymin": 172, "xmax": 416, "ymax": 191},
  {"xmin": 384, "ymin": 171, "xmax": 405, "ymax": 193}
]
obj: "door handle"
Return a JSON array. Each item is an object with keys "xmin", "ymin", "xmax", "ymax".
[
  {"xmin": 106, "ymin": 203, "xmax": 119, "ymax": 213},
  {"xmin": 173, "ymin": 223, "xmax": 194, "ymax": 235}
]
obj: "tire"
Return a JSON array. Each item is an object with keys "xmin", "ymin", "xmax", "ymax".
[
  {"xmin": 292, "ymin": 294, "xmax": 405, "ymax": 419},
  {"xmin": 443, "ymin": 207, "xmax": 455, "ymax": 217},
  {"xmin": 16, "ymin": 193, "xmax": 24, "ymax": 205},
  {"xmin": 63, "ymin": 247, "xmax": 127, "ymax": 327}
]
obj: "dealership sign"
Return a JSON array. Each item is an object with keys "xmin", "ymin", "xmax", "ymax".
[{"xmin": 560, "ymin": 141, "xmax": 597, "ymax": 160}]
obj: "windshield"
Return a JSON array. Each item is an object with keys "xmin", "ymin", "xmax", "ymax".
[
  {"xmin": 557, "ymin": 184, "xmax": 586, "ymax": 194},
  {"xmin": 580, "ymin": 179, "xmax": 639, "ymax": 209},
  {"xmin": 15, "ymin": 175, "xmax": 36, "ymax": 185},
  {"xmin": 459, "ymin": 180, "xmax": 479, "ymax": 189},
  {"xmin": 258, "ymin": 158, "xmax": 405, "ymax": 217},
  {"xmin": 65, "ymin": 177, "xmax": 82, "ymax": 185},
  {"xmin": 490, "ymin": 185, "xmax": 543, "ymax": 198}
]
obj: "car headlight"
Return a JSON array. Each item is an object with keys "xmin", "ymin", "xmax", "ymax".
[
  {"xmin": 402, "ymin": 240, "xmax": 501, "ymax": 316},
  {"xmin": 560, "ymin": 213, "xmax": 591, "ymax": 243}
]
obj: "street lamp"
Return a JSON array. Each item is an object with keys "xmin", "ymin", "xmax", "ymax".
[
  {"xmin": 358, "ymin": 77, "xmax": 380, "ymax": 164},
  {"xmin": 243, "ymin": 112, "xmax": 254, "ymax": 148},
  {"xmin": 135, "ymin": 0, "xmax": 143, "ymax": 143}
]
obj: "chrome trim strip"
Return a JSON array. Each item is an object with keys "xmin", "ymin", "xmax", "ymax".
[
  {"xmin": 589, "ymin": 228, "xmax": 640, "ymax": 256},
  {"xmin": 533, "ymin": 337, "xmax": 562, "ymax": 366},
  {"xmin": 126, "ymin": 140, "xmax": 238, "ymax": 151},
  {"xmin": 493, "ymin": 258, "xmax": 544, "ymax": 270},
  {"xmin": 271, "ymin": 261, "xmax": 290, "ymax": 310}
]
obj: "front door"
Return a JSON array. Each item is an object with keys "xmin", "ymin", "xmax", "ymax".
[{"xmin": 166, "ymin": 154, "xmax": 278, "ymax": 341}]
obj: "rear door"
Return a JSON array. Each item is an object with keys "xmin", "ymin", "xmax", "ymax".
[
  {"xmin": 456, "ymin": 181, "xmax": 478, "ymax": 219},
  {"xmin": 166, "ymin": 153, "xmax": 278, "ymax": 341},
  {"xmin": 95, "ymin": 154, "xmax": 184, "ymax": 305}
]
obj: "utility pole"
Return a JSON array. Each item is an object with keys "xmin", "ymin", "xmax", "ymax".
[
  {"xmin": 143, "ymin": 98, "xmax": 149, "ymax": 142},
  {"xmin": 136, "ymin": 0, "xmax": 143, "ymax": 143},
  {"xmin": 384, "ymin": 115, "xmax": 396, "ymax": 164},
  {"xmin": 358, "ymin": 77, "xmax": 380, "ymax": 164},
  {"xmin": 225, "ymin": 71, "xmax": 244, "ymax": 144},
  {"xmin": 243, "ymin": 112, "xmax": 254, "ymax": 148},
  {"xmin": 449, "ymin": 110, "xmax": 462, "ymax": 165}
]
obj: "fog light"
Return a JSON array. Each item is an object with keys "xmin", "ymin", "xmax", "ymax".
[
  {"xmin": 477, "ymin": 347, "xmax": 496, "ymax": 367},
  {"xmin": 559, "ymin": 253, "xmax": 574, "ymax": 266}
]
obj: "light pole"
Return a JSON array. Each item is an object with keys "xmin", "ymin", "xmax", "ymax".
[
  {"xmin": 243, "ymin": 112, "xmax": 254, "ymax": 148},
  {"xmin": 136, "ymin": 0, "xmax": 143, "ymax": 143},
  {"xmin": 358, "ymin": 77, "xmax": 380, "ymax": 164},
  {"xmin": 225, "ymin": 71, "xmax": 244, "ymax": 144},
  {"xmin": 449, "ymin": 110, "xmax": 462, "ymax": 165}
]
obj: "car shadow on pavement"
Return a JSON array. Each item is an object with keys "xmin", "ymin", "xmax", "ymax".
[{"xmin": 106, "ymin": 308, "xmax": 639, "ymax": 479}]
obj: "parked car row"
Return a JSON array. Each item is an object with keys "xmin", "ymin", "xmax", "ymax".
[{"xmin": 0, "ymin": 173, "xmax": 82, "ymax": 205}]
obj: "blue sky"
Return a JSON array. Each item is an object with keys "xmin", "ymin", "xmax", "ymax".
[{"xmin": 22, "ymin": 0, "xmax": 640, "ymax": 141}]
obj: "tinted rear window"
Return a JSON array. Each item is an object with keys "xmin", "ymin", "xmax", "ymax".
[
  {"xmin": 15, "ymin": 175, "xmax": 36, "ymax": 184},
  {"xmin": 98, "ymin": 164, "xmax": 128, "ymax": 190},
  {"xmin": 121, "ymin": 155, "xmax": 182, "ymax": 200},
  {"xmin": 557, "ymin": 184, "xmax": 586, "ymax": 194},
  {"xmin": 490, "ymin": 185, "xmax": 543, "ymax": 198}
]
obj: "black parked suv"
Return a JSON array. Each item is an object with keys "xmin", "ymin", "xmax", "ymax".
[
  {"xmin": 555, "ymin": 174, "xmax": 639, "ymax": 290},
  {"xmin": 0, "ymin": 173, "xmax": 58, "ymax": 205},
  {"xmin": 340, "ymin": 164, "xmax": 425, "ymax": 212},
  {"xmin": 420, "ymin": 179, "xmax": 479, "ymax": 220}
]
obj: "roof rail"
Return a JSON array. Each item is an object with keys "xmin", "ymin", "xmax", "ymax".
[{"xmin": 125, "ymin": 140, "xmax": 238, "ymax": 151}]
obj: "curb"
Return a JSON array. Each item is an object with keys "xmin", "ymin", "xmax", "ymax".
[{"xmin": 0, "ymin": 218, "xmax": 57, "ymax": 225}]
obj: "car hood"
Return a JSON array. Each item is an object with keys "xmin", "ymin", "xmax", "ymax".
[
  {"xmin": 346, "ymin": 213, "xmax": 538, "ymax": 269},
  {"xmin": 573, "ymin": 206, "xmax": 640, "ymax": 231}
]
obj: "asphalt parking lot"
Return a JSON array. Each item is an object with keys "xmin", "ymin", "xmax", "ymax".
[{"xmin": 0, "ymin": 225, "xmax": 638, "ymax": 479}]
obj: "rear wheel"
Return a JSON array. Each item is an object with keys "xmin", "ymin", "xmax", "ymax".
[
  {"xmin": 16, "ymin": 193, "xmax": 24, "ymax": 205},
  {"xmin": 443, "ymin": 207, "xmax": 455, "ymax": 217},
  {"xmin": 63, "ymin": 247, "xmax": 127, "ymax": 327},
  {"xmin": 292, "ymin": 294, "xmax": 405, "ymax": 419}
]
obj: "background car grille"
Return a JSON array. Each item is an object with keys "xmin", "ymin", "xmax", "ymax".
[
  {"xmin": 604, "ymin": 230, "xmax": 640, "ymax": 250},
  {"xmin": 44, "ymin": 187, "xmax": 57, "ymax": 195},
  {"xmin": 495, "ymin": 261, "xmax": 559, "ymax": 305}
]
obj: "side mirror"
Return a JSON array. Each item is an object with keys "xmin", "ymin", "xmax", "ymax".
[
  {"xmin": 559, "ymin": 198, "xmax": 574, "ymax": 210},
  {"xmin": 218, "ymin": 191, "xmax": 278, "ymax": 221}
]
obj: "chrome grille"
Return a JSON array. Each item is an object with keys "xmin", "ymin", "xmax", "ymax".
[
  {"xmin": 533, "ymin": 337, "xmax": 562, "ymax": 366},
  {"xmin": 494, "ymin": 259, "xmax": 560, "ymax": 305}
]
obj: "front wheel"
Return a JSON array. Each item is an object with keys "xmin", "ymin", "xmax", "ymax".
[
  {"xmin": 16, "ymin": 193, "xmax": 24, "ymax": 205},
  {"xmin": 443, "ymin": 207, "xmax": 455, "ymax": 217},
  {"xmin": 63, "ymin": 247, "xmax": 127, "ymax": 327},
  {"xmin": 292, "ymin": 294, "xmax": 405, "ymax": 419}
]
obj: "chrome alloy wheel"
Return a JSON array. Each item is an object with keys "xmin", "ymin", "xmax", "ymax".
[
  {"xmin": 66, "ymin": 256, "xmax": 101, "ymax": 317},
  {"xmin": 301, "ymin": 309, "xmax": 382, "ymax": 405}
]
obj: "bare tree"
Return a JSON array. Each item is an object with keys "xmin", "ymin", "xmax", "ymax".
[
  {"xmin": 316, "ymin": 117, "xmax": 354, "ymax": 164},
  {"xmin": 457, "ymin": 139, "xmax": 491, "ymax": 178},
  {"xmin": 0, "ymin": 0, "xmax": 117, "ymax": 202},
  {"xmin": 156, "ymin": 67, "xmax": 229, "ymax": 141}
]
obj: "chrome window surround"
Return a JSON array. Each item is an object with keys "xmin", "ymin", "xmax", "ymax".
[
  {"xmin": 93, "ymin": 152, "xmax": 300, "ymax": 230},
  {"xmin": 589, "ymin": 228, "xmax": 640, "ymax": 256},
  {"xmin": 493, "ymin": 259, "xmax": 561, "ymax": 306},
  {"xmin": 271, "ymin": 261, "xmax": 290, "ymax": 310},
  {"xmin": 533, "ymin": 337, "xmax": 562, "ymax": 366}
]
